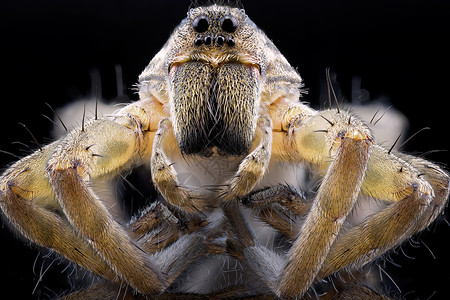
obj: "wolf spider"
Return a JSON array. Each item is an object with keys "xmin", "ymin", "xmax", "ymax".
[{"xmin": 1, "ymin": 4, "xmax": 448, "ymax": 300}]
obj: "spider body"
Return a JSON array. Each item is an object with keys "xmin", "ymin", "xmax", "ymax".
[{"xmin": 1, "ymin": 4, "xmax": 449, "ymax": 299}]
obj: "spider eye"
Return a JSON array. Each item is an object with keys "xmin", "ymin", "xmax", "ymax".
[
  {"xmin": 216, "ymin": 35, "xmax": 225, "ymax": 46},
  {"xmin": 221, "ymin": 15, "xmax": 238, "ymax": 33},
  {"xmin": 192, "ymin": 15, "xmax": 209, "ymax": 33},
  {"xmin": 204, "ymin": 35, "xmax": 212, "ymax": 46},
  {"xmin": 226, "ymin": 36, "xmax": 235, "ymax": 47}
]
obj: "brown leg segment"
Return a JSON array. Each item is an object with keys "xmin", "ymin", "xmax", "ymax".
[
  {"xmin": 1, "ymin": 187, "xmax": 116, "ymax": 281},
  {"xmin": 48, "ymin": 167, "xmax": 166, "ymax": 294},
  {"xmin": 0, "ymin": 143, "xmax": 117, "ymax": 282},
  {"xmin": 318, "ymin": 149, "xmax": 449, "ymax": 279},
  {"xmin": 277, "ymin": 129, "xmax": 373, "ymax": 299}
]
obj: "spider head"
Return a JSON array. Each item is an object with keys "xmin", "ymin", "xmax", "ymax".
[
  {"xmin": 139, "ymin": 5, "xmax": 301, "ymax": 156},
  {"xmin": 170, "ymin": 4, "xmax": 263, "ymax": 68}
]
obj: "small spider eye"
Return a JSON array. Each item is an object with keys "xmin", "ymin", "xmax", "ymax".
[
  {"xmin": 221, "ymin": 15, "xmax": 238, "ymax": 33},
  {"xmin": 226, "ymin": 36, "xmax": 235, "ymax": 47},
  {"xmin": 216, "ymin": 35, "xmax": 225, "ymax": 46},
  {"xmin": 194, "ymin": 37, "xmax": 203, "ymax": 46},
  {"xmin": 192, "ymin": 15, "xmax": 209, "ymax": 33},
  {"xmin": 204, "ymin": 35, "xmax": 212, "ymax": 46}
]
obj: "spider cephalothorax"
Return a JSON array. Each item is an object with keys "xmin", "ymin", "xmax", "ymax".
[{"xmin": 1, "ymin": 4, "xmax": 448, "ymax": 300}]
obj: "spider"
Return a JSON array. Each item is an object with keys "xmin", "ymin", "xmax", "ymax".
[{"xmin": 1, "ymin": 4, "xmax": 449, "ymax": 299}]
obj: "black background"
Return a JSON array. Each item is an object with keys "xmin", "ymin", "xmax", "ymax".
[{"xmin": 1, "ymin": 0, "xmax": 449, "ymax": 299}]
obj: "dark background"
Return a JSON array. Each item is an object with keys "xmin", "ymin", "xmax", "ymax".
[{"xmin": 1, "ymin": 0, "xmax": 449, "ymax": 299}]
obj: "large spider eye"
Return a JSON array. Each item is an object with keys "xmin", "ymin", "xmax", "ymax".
[
  {"xmin": 192, "ymin": 15, "xmax": 209, "ymax": 33},
  {"xmin": 221, "ymin": 15, "xmax": 238, "ymax": 33}
]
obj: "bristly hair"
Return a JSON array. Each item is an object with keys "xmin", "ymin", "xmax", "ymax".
[{"xmin": 190, "ymin": 0, "xmax": 244, "ymax": 9}]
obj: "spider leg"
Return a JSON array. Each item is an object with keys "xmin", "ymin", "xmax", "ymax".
[
  {"xmin": 151, "ymin": 119, "xmax": 210, "ymax": 214},
  {"xmin": 129, "ymin": 199, "xmax": 230, "ymax": 287},
  {"xmin": 130, "ymin": 201, "xmax": 185, "ymax": 253},
  {"xmin": 152, "ymin": 233, "xmax": 206, "ymax": 286},
  {"xmin": 223, "ymin": 116, "xmax": 273, "ymax": 200},
  {"xmin": 399, "ymin": 154, "xmax": 449, "ymax": 233},
  {"xmin": 58, "ymin": 281, "xmax": 132, "ymax": 300},
  {"xmin": 0, "ymin": 98, "xmax": 192, "ymax": 294},
  {"xmin": 225, "ymin": 107, "xmax": 374, "ymax": 298},
  {"xmin": 223, "ymin": 200, "xmax": 285, "ymax": 293},
  {"xmin": 46, "ymin": 116, "xmax": 167, "ymax": 294},
  {"xmin": 332, "ymin": 283, "xmax": 392, "ymax": 300},
  {"xmin": 276, "ymin": 110, "xmax": 373, "ymax": 299},
  {"xmin": 0, "ymin": 144, "xmax": 116, "ymax": 282},
  {"xmin": 1, "ymin": 98, "xmax": 173, "ymax": 292},
  {"xmin": 268, "ymin": 100, "xmax": 448, "ymax": 295},
  {"xmin": 129, "ymin": 201, "xmax": 177, "ymax": 242},
  {"xmin": 243, "ymin": 184, "xmax": 310, "ymax": 240},
  {"xmin": 129, "ymin": 200, "xmax": 209, "ymax": 254},
  {"xmin": 317, "ymin": 148, "xmax": 449, "ymax": 279},
  {"xmin": 46, "ymin": 115, "xmax": 211, "ymax": 294}
]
